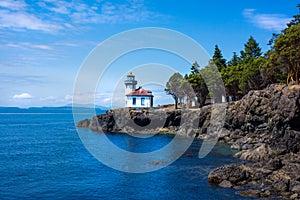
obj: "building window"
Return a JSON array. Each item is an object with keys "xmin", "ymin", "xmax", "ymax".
[
  {"xmin": 141, "ymin": 98, "xmax": 145, "ymax": 106},
  {"xmin": 132, "ymin": 98, "xmax": 136, "ymax": 105}
]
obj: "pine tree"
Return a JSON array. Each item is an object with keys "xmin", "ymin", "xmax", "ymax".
[
  {"xmin": 212, "ymin": 45, "xmax": 227, "ymax": 71},
  {"xmin": 240, "ymin": 36, "xmax": 262, "ymax": 61},
  {"xmin": 190, "ymin": 61, "xmax": 200, "ymax": 74},
  {"xmin": 227, "ymin": 52, "xmax": 240, "ymax": 66}
]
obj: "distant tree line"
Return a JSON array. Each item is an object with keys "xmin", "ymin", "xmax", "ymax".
[{"xmin": 166, "ymin": 4, "xmax": 300, "ymax": 108}]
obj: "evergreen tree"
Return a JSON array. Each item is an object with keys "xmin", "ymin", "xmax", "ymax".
[
  {"xmin": 190, "ymin": 61, "xmax": 200, "ymax": 74},
  {"xmin": 238, "ymin": 36, "xmax": 263, "ymax": 94},
  {"xmin": 212, "ymin": 45, "xmax": 227, "ymax": 71},
  {"xmin": 240, "ymin": 36, "xmax": 262, "ymax": 61},
  {"xmin": 227, "ymin": 52, "xmax": 239, "ymax": 66}
]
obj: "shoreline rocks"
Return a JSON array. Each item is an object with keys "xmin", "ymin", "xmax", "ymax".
[
  {"xmin": 77, "ymin": 83, "xmax": 300, "ymax": 199},
  {"xmin": 211, "ymin": 84, "xmax": 300, "ymax": 199}
]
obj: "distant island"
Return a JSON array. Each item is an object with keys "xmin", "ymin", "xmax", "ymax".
[{"xmin": 0, "ymin": 104, "xmax": 109, "ymax": 117}]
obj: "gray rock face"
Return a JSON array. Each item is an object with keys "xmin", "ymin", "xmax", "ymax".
[
  {"xmin": 210, "ymin": 84, "xmax": 300, "ymax": 199},
  {"xmin": 219, "ymin": 180, "xmax": 233, "ymax": 188},
  {"xmin": 76, "ymin": 83, "xmax": 300, "ymax": 198},
  {"xmin": 208, "ymin": 164, "xmax": 253, "ymax": 185}
]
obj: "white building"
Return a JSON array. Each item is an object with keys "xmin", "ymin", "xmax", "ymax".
[{"xmin": 125, "ymin": 72, "xmax": 153, "ymax": 108}]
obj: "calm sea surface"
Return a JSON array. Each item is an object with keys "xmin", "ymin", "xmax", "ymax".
[{"xmin": 0, "ymin": 107, "xmax": 251, "ymax": 199}]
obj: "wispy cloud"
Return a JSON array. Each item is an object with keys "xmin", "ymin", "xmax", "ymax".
[
  {"xmin": 70, "ymin": 1, "xmax": 165, "ymax": 24},
  {"xmin": 0, "ymin": 0, "xmax": 167, "ymax": 34},
  {"xmin": 13, "ymin": 93, "xmax": 33, "ymax": 99},
  {"xmin": 0, "ymin": 0, "xmax": 27, "ymax": 11},
  {"xmin": 3, "ymin": 42, "xmax": 53, "ymax": 50},
  {"xmin": 64, "ymin": 94, "xmax": 73, "ymax": 101},
  {"xmin": 0, "ymin": 9, "xmax": 63, "ymax": 33},
  {"xmin": 0, "ymin": 73, "xmax": 45, "ymax": 86},
  {"xmin": 40, "ymin": 96, "xmax": 56, "ymax": 101},
  {"xmin": 243, "ymin": 9, "xmax": 292, "ymax": 31}
]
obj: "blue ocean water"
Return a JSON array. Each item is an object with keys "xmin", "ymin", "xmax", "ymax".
[{"xmin": 0, "ymin": 107, "xmax": 250, "ymax": 199}]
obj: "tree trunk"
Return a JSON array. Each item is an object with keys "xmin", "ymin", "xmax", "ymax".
[
  {"xmin": 175, "ymin": 98, "xmax": 178, "ymax": 109},
  {"xmin": 287, "ymin": 73, "xmax": 294, "ymax": 84},
  {"xmin": 197, "ymin": 95, "xmax": 206, "ymax": 108},
  {"xmin": 296, "ymin": 63, "xmax": 299, "ymax": 84},
  {"xmin": 186, "ymin": 95, "xmax": 189, "ymax": 109}
]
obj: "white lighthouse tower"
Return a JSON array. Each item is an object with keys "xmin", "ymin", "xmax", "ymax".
[{"xmin": 124, "ymin": 72, "xmax": 137, "ymax": 95}]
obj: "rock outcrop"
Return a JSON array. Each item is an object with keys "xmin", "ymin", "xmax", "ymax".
[
  {"xmin": 211, "ymin": 84, "xmax": 300, "ymax": 199},
  {"xmin": 77, "ymin": 84, "xmax": 300, "ymax": 199},
  {"xmin": 77, "ymin": 105, "xmax": 214, "ymax": 138}
]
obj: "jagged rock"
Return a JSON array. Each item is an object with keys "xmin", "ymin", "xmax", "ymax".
[
  {"xmin": 265, "ymin": 158, "xmax": 283, "ymax": 171},
  {"xmin": 77, "ymin": 119, "xmax": 90, "ymax": 127},
  {"xmin": 291, "ymin": 185, "xmax": 300, "ymax": 193},
  {"xmin": 238, "ymin": 189, "xmax": 261, "ymax": 198},
  {"xmin": 290, "ymin": 193, "xmax": 299, "ymax": 199},
  {"xmin": 208, "ymin": 164, "xmax": 252, "ymax": 185},
  {"xmin": 219, "ymin": 180, "xmax": 233, "ymax": 188},
  {"xmin": 234, "ymin": 144, "xmax": 272, "ymax": 162}
]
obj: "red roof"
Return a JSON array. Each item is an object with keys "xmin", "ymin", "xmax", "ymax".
[
  {"xmin": 127, "ymin": 88, "xmax": 153, "ymax": 96},
  {"xmin": 127, "ymin": 72, "xmax": 135, "ymax": 77}
]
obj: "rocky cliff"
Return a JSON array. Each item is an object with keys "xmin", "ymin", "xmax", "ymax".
[
  {"xmin": 209, "ymin": 84, "xmax": 300, "ymax": 199},
  {"xmin": 77, "ymin": 84, "xmax": 300, "ymax": 199}
]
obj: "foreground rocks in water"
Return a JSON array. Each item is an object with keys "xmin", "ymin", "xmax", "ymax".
[
  {"xmin": 210, "ymin": 84, "xmax": 300, "ymax": 199},
  {"xmin": 77, "ymin": 83, "xmax": 300, "ymax": 199}
]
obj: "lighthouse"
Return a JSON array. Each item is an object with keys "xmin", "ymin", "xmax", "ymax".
[
  {"xmin": 124, "ymin": 72, "xmax": 153, "ymax": 108},
  {"xmin": 124, "ymin": 72, "xmax": 137, "ymax": 95}
]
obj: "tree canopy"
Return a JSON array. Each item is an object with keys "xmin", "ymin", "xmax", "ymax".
[
  {"xmin": 165, "ymin": 72, "xmax": 183, "ymax": 109},
  {"xmin": 272, "ymin": 22, "xmax": 300, "ymax": 83},
  {"xmin": 165, "ymin": 4, "xmax": 300, "ymax": 106},
  {"xmin": 187, "ymin": 62, "xmax": 209, "ymax": 107}
]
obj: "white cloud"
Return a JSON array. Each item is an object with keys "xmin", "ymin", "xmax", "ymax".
[
  {"xmin": 5, "ymin": 43, "xmax": 20, "ymax": 48},
  {"xmin": 4, "ymin": 42, "xmax": 53, "ymax": 50},
  {"xmin": 64, "ymin": 94, "xmax": 73, "ymax": 101},
  {"xmin": 0, "ymin": 9, "xmax": 63, "ymax": 33},
  {"xmin": 243, "ymin": 9, "xmax": 292, "ymax": 31},
  {"xmin": 54, "ymin": 42, "xmax": 79, "ymax": 47},
  {"xmin": 40, "ymin": 96, "xmax": 55, "ymax": 101},
  {"xmin": 102, "ymin": 97, "xmax": 111, "ymax": 102},
  {"xmin": 0, "ymin": 0, "xmax": 167, "ymax": 33},
  {"xmin": 13, "ymin": 93, "xmax": 33, "ymax": 99},
  {"xmin": 0, "ymin": 0, "xmax": 27, "ymax": 11},
  {"xmin": 31, "ymin": 44, "xmax": 53, "ymax": 50}
]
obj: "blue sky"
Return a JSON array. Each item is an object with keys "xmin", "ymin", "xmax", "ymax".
[{"xmin": 0, "ymin": 0, "xmax": 298, "ymax": 107}]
